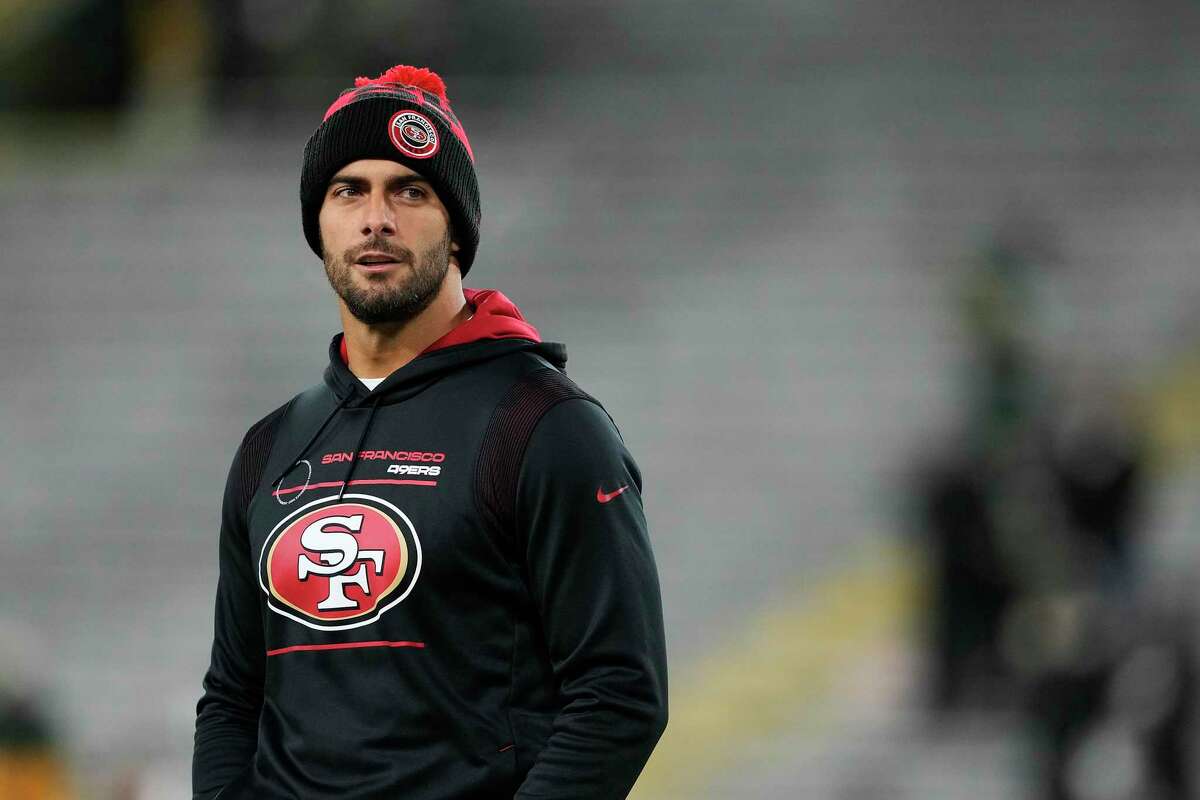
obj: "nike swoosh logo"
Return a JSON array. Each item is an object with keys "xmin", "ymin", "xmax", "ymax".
[{"xmin": 596, "ymin": 485, "xmax": 629, "ymax": 504}]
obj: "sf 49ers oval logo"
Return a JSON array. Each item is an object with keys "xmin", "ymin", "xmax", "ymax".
[
  {"xmin": 388, "ymin": 110, "xmax": 439, "ymax": 159},
  {"xmin": 258, "ymin": 493, "xmax": 422, "ymax": 631}
]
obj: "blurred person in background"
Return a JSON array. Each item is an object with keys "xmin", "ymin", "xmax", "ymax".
[
  {"xmin": 0, "ymin": 626, "xmax": 72, "ymax": 800},
  {"xmin": 915, "ymin": 234, "xmax": 1042, "ymax": 712},
  {"xmin": 912, "ymin": 225, "xmax": 1195, "ymax": 800},
  {"xmin": 191, "ymin": 65, "xmax": 668, "ymax": 799}
]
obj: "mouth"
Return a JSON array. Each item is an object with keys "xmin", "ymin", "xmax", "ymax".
[{"xmin": 354, "ymin": 251, "xmax": 406, "ymax": 273}]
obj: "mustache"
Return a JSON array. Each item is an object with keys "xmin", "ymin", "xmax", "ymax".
[{"xmin": 344, "ymin": 238, "xmax": 413, "ymax": 264}]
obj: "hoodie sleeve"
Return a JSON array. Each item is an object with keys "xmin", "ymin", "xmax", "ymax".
[
  {"xmin": 192, "ymin": 407, "xmax": 285, "ymax": 799},
  {"xmin": 512, "ymin": 397, "xmax": 669, "ymax": 799}
]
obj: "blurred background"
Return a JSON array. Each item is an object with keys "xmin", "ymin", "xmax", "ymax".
[{"xmin": 3, "ymin": 0, "xmax": 1200, "ymax": 798}]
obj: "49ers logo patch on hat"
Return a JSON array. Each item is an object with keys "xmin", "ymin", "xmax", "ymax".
[
  {"xmin": 258, "ymin": 494, "xmax": 422, "ymax": 631},
  {"xmin": 388, "ymin": 110, "xmax": 439, "ymax": 159}
]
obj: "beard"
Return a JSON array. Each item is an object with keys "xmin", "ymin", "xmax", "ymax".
[{"xmin": 324, "ymin": 230, "xmax": 452, "ymax": 326}]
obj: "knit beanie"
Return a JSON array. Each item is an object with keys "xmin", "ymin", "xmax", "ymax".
[{"xmin": 300, "ymin": 65, "xmax": 480, "ymax": 275}]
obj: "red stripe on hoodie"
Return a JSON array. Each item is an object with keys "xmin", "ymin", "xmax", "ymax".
[{"xmin": 339, "ymin": 288, "xmax": 541, "ymax": 366}]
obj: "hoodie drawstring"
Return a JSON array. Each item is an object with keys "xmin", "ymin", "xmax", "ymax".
[{"xmin": 337, "ymin": 394, "xmax": 382, "ymax": 501}]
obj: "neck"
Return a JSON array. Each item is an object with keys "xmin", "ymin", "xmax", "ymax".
[{"xmin": 339, "ymin": 272, "xmax": 470, "ymax": 379}]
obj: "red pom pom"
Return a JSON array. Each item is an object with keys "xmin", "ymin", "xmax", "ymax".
[{"xmin": 354, "ymin": 65, "xmax": 448, "ymax": 102}]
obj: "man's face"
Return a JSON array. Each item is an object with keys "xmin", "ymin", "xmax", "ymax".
[{"xmin": 318, "ymin": 159, "xmax": 457, "ymax": 326}]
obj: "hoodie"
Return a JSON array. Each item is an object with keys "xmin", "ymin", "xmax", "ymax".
[{"xmin": 192, "ymin": 289, "xmax": 668, "ymax": 799}]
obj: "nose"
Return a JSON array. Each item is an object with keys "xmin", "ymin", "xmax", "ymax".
[{"xmin": 360, "ymin": 192, "xmax": 396, "ymax": 238}]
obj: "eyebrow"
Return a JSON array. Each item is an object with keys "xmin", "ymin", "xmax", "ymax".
[{"xmin": 327, "ymin": 173, "xmax": 431, "ymax": 191}]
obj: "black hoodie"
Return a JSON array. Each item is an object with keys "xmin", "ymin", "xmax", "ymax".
[{"xmin": 192, "ymin": 289, "xmax": 668, "ymax": 799}]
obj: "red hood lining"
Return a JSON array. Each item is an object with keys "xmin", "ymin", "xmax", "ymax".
[{"xmin": 339, "ymin": 287, "xmax": 540, "ymax": 367}]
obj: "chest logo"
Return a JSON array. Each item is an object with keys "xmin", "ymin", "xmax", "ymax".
[{"xmin": 258, "ymin": 493, "xmax": 422, "ymax": 631}]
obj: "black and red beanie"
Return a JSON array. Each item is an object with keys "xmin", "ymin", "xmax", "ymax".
[{"xmin": 300, "ymin": 65, "xmax": 481, "ymax": 274}]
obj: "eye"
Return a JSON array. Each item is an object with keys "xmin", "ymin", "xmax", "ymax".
[
  {"xmin": 332, "ymin": 186, "xmax": 360, "ymax": 198},
  {"xmin": 398, "ymin": 185, "xmax": 426, "ymax": 200}
]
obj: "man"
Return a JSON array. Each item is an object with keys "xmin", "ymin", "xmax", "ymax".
[{"xmin": 192, "ymin": 65, "xmax": 668, "ymax": 799}]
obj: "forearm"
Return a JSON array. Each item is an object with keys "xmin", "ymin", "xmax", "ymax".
[
  {"xmin": 192, "ymin": 579, "xmax": 265, "ymax": 798},
  {"xmin": 192, "ymin": 689, "xmax": 259, "ymax": 799},
  {"xmin": 516, "ymin": 688, "xmax": 667, "ymax": 798}
]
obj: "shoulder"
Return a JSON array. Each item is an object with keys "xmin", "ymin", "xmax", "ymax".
[
  {"xmin": 239, "ymin": 377, "xmax": 345, "ymax": 449},
  {"xmin": 485, "ymin": 364, "xmax": 635, "ymax": 467},
  {"xmin": 238, "ymin": 398, "xmax": 294, "ymax": 452},
  {"xmin": 221, "ymin": 397, "xmax": 297, "ymax": 515},
  {"xmin": 475, "ymin": 364, "xmax": 623, "ymax": 526},
  {"xmin": 483, "ymin": 362, "xmax": 611, "ymax": 449},
  {"xmin": 225, "ymin": 396, "xmax": 296, "ymax": 489}
]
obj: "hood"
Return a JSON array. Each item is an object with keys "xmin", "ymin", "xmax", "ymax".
[
  {"xmin": 271, "ymin": 288, "xmax": 565, "ymax": 502},
  {"xmin": 325, "ymin": 287, "xmax": 567, "ymax": 407}
]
